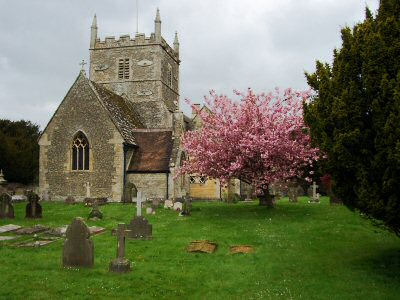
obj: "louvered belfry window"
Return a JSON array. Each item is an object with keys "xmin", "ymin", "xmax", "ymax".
[
  {"xmin": 118, "ymin": 58, "xmax": 130, "ymax": 79},
  {"xmin": 72, "ymin": 132, "xmax": 90, "ymax": 171}
]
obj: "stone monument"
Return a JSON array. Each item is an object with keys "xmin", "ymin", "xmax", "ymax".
[
  {"xmin": 126, "ymin": 191, "xmax": 152, "ymax": 239},
  {"xmin": 62, "ymin": 217, "xmax": 94, "ymax": 268},
  {"xmin": 109, "ymin": 223, "xmax": 131, "ymax": 273},
  {"xmin": 88, "ymin": 202, "xmax": 103, "ymax": 220},
  {"xmin": 309, "ymin": 182, "xmax": 320, "ymax": 203},
  {"xmin": 287, "ymin": 180, "xmax": 298, "ymax": 203},
  {"xmin": 25, "ymin": 191, "xmax": 42, "ymax": 218},
  {"xmin": 0, "ymin": 192, "xmax": 14, "ymax": 219}
]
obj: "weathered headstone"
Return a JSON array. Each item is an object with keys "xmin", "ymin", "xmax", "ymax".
[
  {"xmin": 287, "ymin": 180, "xmax": 298, "ymax": 203},
  {"xmin": 164, "ymin": 199, "xmax": 173, "ymax": 209},
  {"xmin": 126, "ymin": 216, "xmax": 152, "ymax": 239},
  {"xmin": 11, "ymin": 194, "xmax": 27, "ymax": 203},
  {"xmin": 309, "ymin": 182, "xmax": 320, "ymax": 203},
  {"xmin": 88, "ymin": 202, "xmax": 103, "ymax": 220},
  {"xmin": 63, "ymin": 217, "xmax": 94, "ymax": 268},
  {"xmin": 123, "ymin": 182, "xmax": 134, "ymax": 203},
  {"xmin": 182, "ymin": 195, "xmax": 192, "ymax": 216},
  {"xmin": 146, "ymin": 207, "xmax": 154, "ymax": 215},
  {"xmin": 0, "ymin": 193, "xmax": 14, "ymax": 219},
  {"xmin": 84, "ymin": 197, "xmax": 108, "ymax": 207},
  {"xmin": 109, "ymin": 223, "xmax": 131, "ymax": 273},
  {"xmin": 173, "ymin": 201, "xmax": 183, "ymax": 211},
  {"xmin": 25, "ymin": 191, "xmax": 42, "ymax": 219},
  {"xmin": 65, "ymin": 196, "xmax": 76, "ymax": 205}
]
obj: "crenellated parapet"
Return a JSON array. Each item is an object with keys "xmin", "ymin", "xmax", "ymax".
[{"xmin": 93, "ymin": 34, "xmax": 179, "ymax": 62}]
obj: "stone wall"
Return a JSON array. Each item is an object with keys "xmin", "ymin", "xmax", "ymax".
[
  {"xmin": 39, "ymin": 74, "xmax": 124, "ymax": 201},
  {"xmin": 89, "ymin": 37, "xmax": 179, "ymax": 129},
  {"xmin": 126, "ymin": 173, "xmax": 168, "ymax": 199}
]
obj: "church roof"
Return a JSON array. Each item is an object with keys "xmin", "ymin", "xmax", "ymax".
[
  {"xmin": 89, "ymin": 80, "xmax": 143, "ymax": 145},
  {"xmin": 127, "ymin": 130, "xmax": 173, "ymax": 172}
]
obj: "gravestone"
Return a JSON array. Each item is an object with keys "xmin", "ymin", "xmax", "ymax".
[
  {"xmin": 63, "ymin": 217, "xmax": 94, "ymax": 268},
  {"xmin": 45, "ymin": 225, "xmax": 68, "ymax": 237},
  {"xmin": 182, "ymin": 195, "xmax": 192, "ymax": 216},
  {"xmin": 309, "ymin": 182, "xmax": 320, "ymax": 203},
  {"xmin": 65, "ymin": 196, "xmax": 76, "ymax": 205},
  {"xmin": 0, "ymin": 224, "xmax": 21, "ymax": 234},
  {"xmin": 84, "ymin": 197, "xmax": 108, "ymax": 207},
  {"xmin": 164, "ymin": 199, "xmax": 173, "ymax": 209},
  {"xmin": 12, "ymin": 195, "xmax": 27, "ymax": 202},
  {"xmin": 187, "ymin": 240, "xmax": 217, "ymax": 253},
  {"xmin": 126, "ymin": 217, "xmax": 152, "ymax": 239},
  {"xmin": 0, "ymin": 193, "xmax": 14, "ymax": 219},
  {"xmin": 109, "ymin": 223, "xmax": 131, "ymax": 273},
  {"xmin": 88, "ymin": 202, "xmax": 103, "ymax": 220},
  {"xmin": 25, "ymin": 191, "xmax": 42, "ymax": 219},
  {"xmin": 173, "ymin": 201, "xmax": 183, "ymax": 211},
  {"xmin": 287, "ymin": 180, "xmax": 298, "ymax": 203},
  {"xmin": 123, "ymin": 182, "xmax": 134, "ymax": 203},
  {"xmin": 146, "ymin": 207, "xmax": 154, "ymax": 215},
  {"xmin": 15, "ymin": 224, "xmax": 49, "ymax": 235}
]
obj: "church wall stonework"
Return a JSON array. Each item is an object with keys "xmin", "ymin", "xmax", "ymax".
[
  {"xmin": 126, "ymin": 173, "xmax": 168, "ymax": 199},
  {"xmin": 39, "ymin": 74, "xmax": 124, "ymax": 201}
]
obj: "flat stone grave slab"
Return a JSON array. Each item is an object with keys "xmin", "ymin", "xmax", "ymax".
[
  {"xmin": 230, "ymin": 245, "xmax": 254, "ymax": 254},
  {"xmin": 15, "ymin": 224, "xmax": 49, "ymax": 235},
  {"xmin": 0, "ymin": 236, "xmax": 20, "ymax": 241},
  {"xmin": 187, "ymin": 240, "xmax": 218, "ymax": 254},
  {"xmin": 45, "ymin": 226, "xmax": 68, "ymax": 237},
  {"xmin": 0, "ymin": 224, "xmax": 22, "ymax": 234},
  {"xmin": 88, "ymin": 226, "xmax": 106, "ymax": 236},
  {"xmin": 16, "ymin": 240, "xmax": 55, "ymax": 248}
]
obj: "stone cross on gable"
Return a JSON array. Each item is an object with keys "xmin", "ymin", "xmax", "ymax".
[
  {"xmin": 136, "ymin": 191, "xmax": 143, "ymax": 217},
  {"xmin": 79, "ymin": 59, "xmax": 87, "ymax": 71},
  {"xmin": 312, "ymin": 181, "xmax": 319, "ymax": 200}
]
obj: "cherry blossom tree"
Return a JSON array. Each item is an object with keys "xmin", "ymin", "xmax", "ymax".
[{"xmin": 180, "ymin": 88, "xmax": 321, "ymax": 207}]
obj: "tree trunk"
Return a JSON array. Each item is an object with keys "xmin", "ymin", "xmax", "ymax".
[{"xmin": 258, "ymin": 188, "xmax": 274, "ymax": 208}]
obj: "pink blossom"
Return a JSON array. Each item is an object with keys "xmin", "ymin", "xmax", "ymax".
[{"xmin": 178, "ymin": 88, "xmax": 321, "ymax": 189}]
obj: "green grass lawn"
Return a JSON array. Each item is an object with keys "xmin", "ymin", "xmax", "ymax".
[{"xmin": 0, "ymin": 197, "xmax": 399, "ymax": 300}]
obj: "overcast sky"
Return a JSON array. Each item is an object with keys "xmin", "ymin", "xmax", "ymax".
[{"xmin": 0, "ymin": 0, "xmax": 379, "ymax": 129}]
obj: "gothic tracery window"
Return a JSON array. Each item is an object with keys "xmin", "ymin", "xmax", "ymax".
[{"xmin": 72, "ymin": 132, "xmax": 90, "ymax": 171}]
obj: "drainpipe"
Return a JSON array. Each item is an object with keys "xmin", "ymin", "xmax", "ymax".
[
  {"xmin": 122, "ymin": 143, "xmax": 128, "ymax": 202},
  {"xmin": 166, "ymin": 172, "xmax": 169, "ymax": 200}
]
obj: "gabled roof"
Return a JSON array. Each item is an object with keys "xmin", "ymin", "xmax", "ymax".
[
  {"xmin": 89, "ymin": 80, "xmax": 143, "ymax": 145},
  {"xmin": 40, "ymin": 71, "xmax": 143, "ymax": 146},
  {"xmin": 128, "ymin": 130, "xmax": 173, "ymax": 172}
]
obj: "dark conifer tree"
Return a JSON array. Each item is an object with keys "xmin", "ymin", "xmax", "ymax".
[{"xmin": 304, "ymin": 0, "xmax": 400, "ymax": 234}]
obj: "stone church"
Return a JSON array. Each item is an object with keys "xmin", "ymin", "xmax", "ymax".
[{"xmin": 39, "ymin": 10, "xmax": 191, "ymax": 201}]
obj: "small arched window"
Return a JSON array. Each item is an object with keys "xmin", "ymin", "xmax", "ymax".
[{"xmin": 72, "ymin": 132, "xmax": 90, "ymax": 171}]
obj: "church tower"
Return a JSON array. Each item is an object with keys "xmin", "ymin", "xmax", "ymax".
[{"xmin": 88, "ymin": 9, "xmax": 180, "ymax": 129}]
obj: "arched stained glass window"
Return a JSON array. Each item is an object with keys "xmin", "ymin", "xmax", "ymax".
[{"xmin": 72, "ymin": 132, "xmax": 90, "ymax": 171}]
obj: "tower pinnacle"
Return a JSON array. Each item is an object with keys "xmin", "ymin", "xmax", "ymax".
[
  {"xmin": 155, "ymin": 8, "xmax": 161, "ymax": 42},
  {"xmin": 90, "ymin": 14, "xmax": 98, "ymax": 49},
  {"xmin": 173, "ymin": 31, "xmax": 180, "ymax": 53}
]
